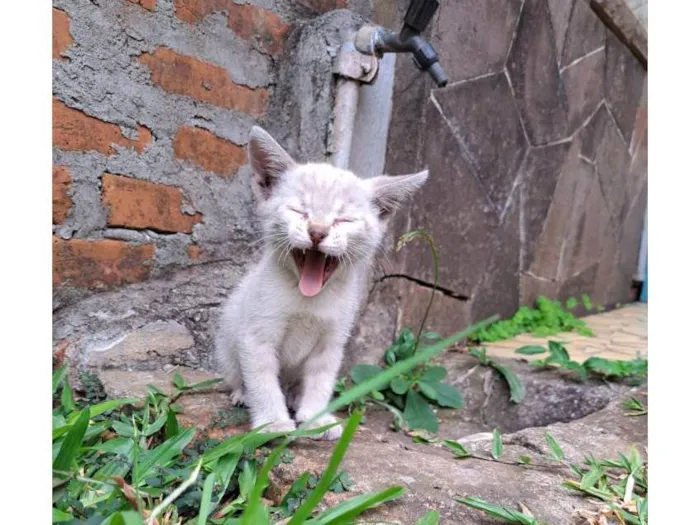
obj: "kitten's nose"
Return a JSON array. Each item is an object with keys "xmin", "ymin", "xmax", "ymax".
[{"xmin": 308, "ymin": 222, "xmax": 330, "ymax": 246}]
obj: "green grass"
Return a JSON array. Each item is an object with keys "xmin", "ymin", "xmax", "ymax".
[
  {"xmin": 515, "ymin": 341, "xmax": 648, "ymax": 383},
  {"xmin": 468, "ymin": 295, "xmax": 596, "ymax": 343},
  {"xmin": 52, "ymin": 312, "xmax": 493, "ymax": 524}
]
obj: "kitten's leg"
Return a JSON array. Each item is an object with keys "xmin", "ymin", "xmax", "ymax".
[
  {"xmin": 215, "ymin": 329, "xmax": 245, "ymax": 405},
  {"xmin": 294, "ymin": 342, "xmax": 344, "ymax": 441},
  {"xmin": 239, "ymin": 341, "xmax": 296, "ymax": 433}
]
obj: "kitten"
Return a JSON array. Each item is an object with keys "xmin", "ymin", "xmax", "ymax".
[{"xmin": 215, "ymin": 126, "xmax": 428, "ymax": 440}]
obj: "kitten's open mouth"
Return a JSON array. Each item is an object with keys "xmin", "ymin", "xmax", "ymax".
[{"xmin": 292, "ymin": 248, "xmax": 339, "ymax": 297}]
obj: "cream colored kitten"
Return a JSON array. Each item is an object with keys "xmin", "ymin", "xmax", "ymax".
[{"xmin": 215, "ymin": 126, "xmax": 428, "ymax": 440}]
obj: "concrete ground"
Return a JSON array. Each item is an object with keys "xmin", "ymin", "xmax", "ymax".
[{"xmin": 94, "ymin": 304, "xmax": 648, "ymax": 524}]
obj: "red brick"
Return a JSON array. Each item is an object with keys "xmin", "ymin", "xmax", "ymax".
[
  {"xmin": 126, "ymin": 0, "xmax": 157, "ymax": 10},
  {"xmin": 53, "ymin": 237, "xmax": 155, "ymax": 289},
  {"xmin": 138, "ymin": 47, "xmax": 268, "ymax": 117},
  {"xmin": 187, "ymin": 245, "xmax": 203, "ymax": 262},
  {"xmin": 173, "ymin": 126, "xmax": 246, "ymax": 176},
  {"xmin": 102, "ymin": 174, "xmax": 202, "ymax": 233},
  {"xmin": 53, "ymin": 166, "xmax": 73, "ymax": 224},
  {"xmin": 228, "ymin": 4, "xmax": 290, "ymax": 55},
  {"xmin": 53, "ymin": 9, "xmax": 74, "ymax": 59},
  {"xmin": 53, "ymin": 99, "xmax": 153, "ymax": 155},
  {"xmin": 174, "ymin": 0, "xmax": 228, "ymax": 23},
  {"xmin": 298, "ymin": 0, "xmax": 347, "ymax": 13}
]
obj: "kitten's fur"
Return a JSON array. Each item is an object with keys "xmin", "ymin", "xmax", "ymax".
[{"xmin": 215, "ymin": 126, "xmax": 428, "ymax": 440}]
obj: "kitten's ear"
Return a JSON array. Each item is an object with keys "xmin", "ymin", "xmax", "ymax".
[
  {"xmin": 368, "ymin": 170, "xmax": 429, "ymax": 218},
  {"xmin": 248, "ymin": 126, "xmax": 297, "ymax": 199}
]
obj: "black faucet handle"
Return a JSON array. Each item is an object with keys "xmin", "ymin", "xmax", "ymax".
[
  {"xmin": 403, "ymin": 0, "xmax": 440, "ymax": 34},
  {"xmin": 411, "ymin": 40, "xmax": 449, "ymax": 87}
]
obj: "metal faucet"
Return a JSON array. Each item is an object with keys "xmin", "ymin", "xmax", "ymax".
[
  {"xmin": 354, "ymin": 0, "xmax": 448, "ymax": 87},
  {"xmin": 329, "ymin": 0, "xmax": 448, "ymax": 168}
]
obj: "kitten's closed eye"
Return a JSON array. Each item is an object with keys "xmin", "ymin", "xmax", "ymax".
[
  {"xmin": 333, "ymin": 217, "xmax": 356, "ymax": 225},
  {"xmin": 289, "ymin": 207, "xmax": 309, "ymax": 219}
]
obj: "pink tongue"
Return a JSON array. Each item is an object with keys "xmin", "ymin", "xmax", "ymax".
[{"xmin": 299, "ymin": 251, "xmax": 326, "ymax": 297}]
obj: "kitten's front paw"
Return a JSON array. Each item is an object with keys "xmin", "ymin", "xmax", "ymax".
[
  {"xmin": 300, "ymin": 414, "xmax": 343, "ymax": 441},
  {"xmin": 230, "ymin": 389, "xmax": 245, "ymax": 406},
  {"xmin": 254, "ymin": 419, "xmax": 296, "ymax": 433}
]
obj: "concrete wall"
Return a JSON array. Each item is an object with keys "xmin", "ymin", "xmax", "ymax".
[{"xmin": 356, "ymin": 0, "xmax": 648, "ymax": 347}]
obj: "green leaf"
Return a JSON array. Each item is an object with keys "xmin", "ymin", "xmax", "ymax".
[
  {"xmin": 562, "ymin": 480, "xmax": 614, "ymax": 502},
  {"xmin": 490, "ymin": 362, "xmax": 525, "ymax": 404},
  {"xmin": 545, "ymin": 431, "xmax": 564, "ymax": 462},
  {"xmin": 515, "ymin": 346, "xmax": 547, "ymax": 355},
  {"xmin": 563, "ymin": 361, "xmax": 588, "ymax": 381},
  {"xmin": 350, "ymin": 364, "xmax": 384, "ymax": 385},
  {"xmin": 433, "ymin": 383, "xmax": 464, "ymax": 409},
  {"xmin": 390, "ymin": 377, "xmax": 411, "ymax": 395},
  {"xmin": 172, "ymin": 373, "xmax": 185, "ymax": 389},
  {"xmin": 90, "ymin": 438, "xmax": 135, "ymax": 457},
  {"xmin": 53, "ymin": 397, "xmax": 140, "ymax": 439},
  {"xmin": 99, "ymin": 511, "xmax": 144, "ymax": 525},
  {"xmin": 198, "ymin": 472, "xmax": 216, "ymax": 525},
  {"xmin": 403, "ymin": 390, "xmax": 439, "ymax": 432},
  {"xmin": 580, "ymin": 465, "xmax": 605, "ymax": 490},
  {"xmin": 492, "ymin": 429, "xmax": 503, "ymax": 459},
  {"xmin": 312, "ymin": 486, "xmax": 405, "ymax": 525},
  {"xmin": 547, "ymin": 341, "xmax": 570, "ymax": 364},
  {"xmin": 52, "ymin": 507, "xmax": 73, "ymax": 522},
  {"xmin": 143, "ymin": 413, "xmax": 168, "ymax": 437},
  {"xmin": 582, "ymin": 294, "xmax": 593, "ymax": 311},
  {"xmin": 53, "ymin": 407, "xmax": 90, "ymax": 473},
  {"xmin": 518, "ymin": 455, "xmax": 532, "ymax": 465},
  {"xmin": 422, "ymin": 332, "xmax": 442, "ymax": 341},
  {"xmin": 52, "ymin": 365, "xmax": 68, "ymax": 397},
  {"xmin": 414, "ymin": 510, "xmax": 440, "ymax": 525},
  {"xmin": 186, "ymin": 378, "xmax": 224, "ymax": 391},
  {"xmin": 286, "ymin": 411, "xmax": 363, "ymax": 525},
  {"xmin": 61, "ymin": 375, "xmax": 76, "ymax": 412},
  {"xmin": 455, "ymin": 497, "xmax": 538, "ymax": 525},
  {"xmin": 442, "ymin": 440, "xmax": 470, "ymax": 458},
  {"xmin": 314, "ymin": 316, "xmax": 498, "ymax": 426},
  {"xmin": 417, "ymin": 381, "xmax": 438, "ymax": 401},
  {"xmin": 566, "ymin": 297, "xmax": 578, "ymax": 310},
  {"xmin": 165, "ymin": 409, "xmax": 179, "ymax": 439},
  {"xmin": 422, "ymin": 366, "xmax": 448, "ymax": 383},
  {"xmin": 134, "ymin": 427, "xmax": 196, "ymax": 482}
]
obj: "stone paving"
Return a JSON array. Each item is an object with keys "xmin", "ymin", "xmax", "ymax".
[{"xmin": 483, "ymin": 302, "xmax": 648, "ymax": 362}]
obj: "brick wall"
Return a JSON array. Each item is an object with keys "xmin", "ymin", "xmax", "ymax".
[{"xmin": 52, "ymin": 0, "xmax": 360, "ymax": 306}]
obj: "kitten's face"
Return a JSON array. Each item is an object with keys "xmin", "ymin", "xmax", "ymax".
[{"xmin": 248, "ymin": 127, "xmax": 428, "ymax": 297}]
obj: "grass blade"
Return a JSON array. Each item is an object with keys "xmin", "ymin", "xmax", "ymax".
[
  {"xmin": 490, "ymin": 362, "xmax": 525, "ymax": 404},
  {"xmin": 442, "ymin": 440, "xmax": 470, "ymax": 458},
  {"xmin": 545, "ymin": 432, "xmax": 564, "ymax": 462},
  {"xmin": 52, "ymin": 507, "xmax": 73, "ymax": 522},
  {"xmin": 455, "ymin": 497, "xmax": 537, "ymax": 525},
  {"xmin": 61, "ymin": 375, "xmax": 76, "ymax": 412},
  {"xmin": 134, "ymin": 427, "xmax": 196, "ymax": 482},
  {"xmin": 287, "ymin": 411, "xmax": 363, "ymax": 525},
  {"xmin": 52, "ymin": 365, "xmax": 68, "ymax": 396},
  {"xmin": 312, "ymin": 486, "xmax": 405, "ymax": 525},
  {"xmin": 492, "ymin": 429, "xmax": 503, "ymax": 459},
  {"xmin": 198, "ymin": 472, "xmax": 216, "ymax": 525},
  {"xmin": 53, "ymin": 407, "xmax": 90, "ymax": 473},
  {"xmin": 414, "ymin": 510, "xmax": 440, "ymax": 525}
]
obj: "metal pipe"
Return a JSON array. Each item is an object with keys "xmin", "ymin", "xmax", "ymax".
[{"xmin": 330, "ymin": 77, "xmax": 360, "ymax": 169}]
